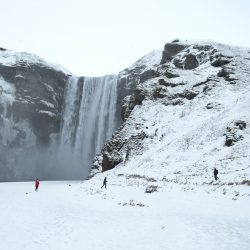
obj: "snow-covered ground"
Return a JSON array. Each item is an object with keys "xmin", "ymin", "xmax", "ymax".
[{"xmin": 0, "ymin": 180, "xmax": 249, "ymax": 250}]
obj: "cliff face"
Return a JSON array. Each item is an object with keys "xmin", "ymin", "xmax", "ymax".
[
  {"xmin": 97, "ymin": 40, "xmax": 250, "ymax": 189},
  {"xmin": 0, "ymin": 49, "xmax": 133, "ymax": 181},
  {"xmin": 0, "ymin": 49, "xmax": 70, "ymax": 180}
]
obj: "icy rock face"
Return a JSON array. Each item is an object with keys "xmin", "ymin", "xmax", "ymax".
[
  {"xmin": 97, "ymin": 40, "xmax": 250, "ymax": 175},
  {"xmin": 0, "ymin": 49, "xmax": 69, "ymax": 181}
]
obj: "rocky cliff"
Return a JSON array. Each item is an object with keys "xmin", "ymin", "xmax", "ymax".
[{"xmin": 0, "ymin": 49, "xmax": 70, "ymax": 180}]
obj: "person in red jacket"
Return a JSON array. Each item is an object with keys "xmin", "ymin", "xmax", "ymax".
[{"xmin": 35, "ymin": 178, "xmax": 40, "ymax": 191}]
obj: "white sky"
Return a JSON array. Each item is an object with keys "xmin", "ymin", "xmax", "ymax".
[{"xmin": 1, "ymin": 0, "xmax": 250, "ymax": 76}]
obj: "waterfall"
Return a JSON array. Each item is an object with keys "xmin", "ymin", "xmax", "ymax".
[
  {"xmin": 58, "ymin": 75, "xmax": 118, "ymax": 179},
  {"xmin": 59, "ymin": 76, "xmax": 79, "ymax": 151}
]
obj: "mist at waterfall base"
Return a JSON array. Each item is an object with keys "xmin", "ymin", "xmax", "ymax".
[{"xmin": 0, "ymin": 75, "xmax": 119, "ymax": 181}]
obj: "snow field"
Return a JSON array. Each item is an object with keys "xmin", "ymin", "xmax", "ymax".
[{"xmin": 0, "ymin": 179, "xmax": 249, "ymax": 250}]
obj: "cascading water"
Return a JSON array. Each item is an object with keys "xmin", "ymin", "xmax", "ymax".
[
  {"xmin": 59, "ymin": 76, "xmax": 79, "ymax": 151},
  {"xmin": 58, "ymin": 75, "xmax": 118, "ymax": 179}
]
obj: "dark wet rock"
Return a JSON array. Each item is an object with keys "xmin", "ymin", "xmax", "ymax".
[
  {"xmin": 193, "ymin": 78, "xmax": 210, "ymax": 88},
  {"xmin": 134, "ymin": 86, "xmax": 148, "ymax": 105},
  {"xmin": 172, "ymin": 57, "xmax": 183, "ymax": 69},
  {"xmin": 193, "ymin": 44, "xmax": 213, "ymax": 51},
  {"xmin": 206, "ymin": 102, "xmax": 221, "ymax": 109},
  {"xmin": 88, "ymin": 154, "xmax": 102, "ymax": 179},
  {"xmin": 120, "ymin": 85, "xmax": 148, "ymax": 121},
  {"xmin": 153, "ymin": 86, "xmax": 169, "ymax": 99},
  {"xmin": 115, "ymin": 75, "xmax": 137, "ymax": 123},
  {"xmin": 184, "ymin": 54, "xmax": 199, "ymax": 69},
  {"xmin": 102, "ymin": 139, "xmax": 124, "ymax": 172},
  {"xmin": 217, "ymin": 67, "xmax": 238, "ymax": 83},
  {"xmin": 158, "ymin": 78, "xmax": 171, "ymax": 87},
  {"xmin": 225, "ymin": 134, "xmax": 243, "ymax": 147},
  {"xmin": 184, "ymin": 90, "xmax": 198, "ymax": 100},
  {"xmin": 176, "ymin": 90, "xmax": 198, "ymax": 100},
  {"xmin": 121, "ymin": 96, "xmax": 133, "ymax": 121},
  {"xmin": 139, "ymin": 69, "xmax": 159, "ymax": 83},
  {"xmin": 171, "ymin": 39, "xmax": 180, "ymax": 43},
  {"xmin": 203, "ymin": 85, "xmax": 213, "ymax": 94},
  {"xmin": 206, "ymin": 103, "xmax": 214, "ymax": 109},
  {"xmin": 225, "ymin": 75, "xmax": 238, "ymax": 82},
  {"xmin": 211, "ymin": 56, "xmax": 231, "ymax": 67},
  {"xmin": 164, "ymin": 70, "xmax": 179, "ymax": 78},
  {"xmin": 224, "ymin": 121, "xmax": 246, "ymax": 146},
  {"xmin": 235, "ymin": 120, "xmax": 247, "ymax": 130},
  {"xmin": 173, "ymin": 53, "xmax": 199, "ymax": 69},
  {"xmin": 161, "ymin": 42, "xmax": 187, "ymax": 64},
  {"xmin": 217, "ymin": 68, "xmax": 230, "ymax": 78},
  {"xmin": 101, "ymin": 130, "xmax": 147, "ymax": 172}
]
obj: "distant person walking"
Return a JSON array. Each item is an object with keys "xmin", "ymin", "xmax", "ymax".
[
  {"xmin": 101, "ymin": 177, "xmax": 107, "ymax": 189},
  {"xmin": 35, "ymin": 178, "xmax": 40, "ymax": 191},
  {"xmin": 214, "ymin": 168, "xmax": 219, "ymax": 181}
]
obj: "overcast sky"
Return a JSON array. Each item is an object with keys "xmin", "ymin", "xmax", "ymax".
[{"xmin": 1, "ymin": 0, "xmax": 250, "ymax": 76}]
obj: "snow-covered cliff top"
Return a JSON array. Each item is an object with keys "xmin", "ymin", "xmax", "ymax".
[{"xmin": 0, "ymin": 48, "xmax": 71, "ymax": 75}]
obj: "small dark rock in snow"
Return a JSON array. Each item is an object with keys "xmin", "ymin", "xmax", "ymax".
[
  {"xmin": 206, "ymin": 102, "xmax": 221, "ymax": 109},
  {"xmin": 224, "ymin": 120, "xmax": 246, "ymax": 146},
  {"xmin": 184, "ymin": 54, "xmax": 199, "ymax": 69},
  {"xmin": 164, "ymin": 70, "xmax": 179, "ymax": 78},
  {"xmin": 235, "ymin": 120, "xmax": 247, "ymax": 130},
  {"xmin": 211, "ymin": 57, "xmax": 231, "ymax": 67},
  {"xmin": 153, "ymin": 86, "xmax": 169, "ymax": 99}
]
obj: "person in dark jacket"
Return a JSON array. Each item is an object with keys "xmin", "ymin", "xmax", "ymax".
[
  {"xmin": 35, "ymin": 178, "xmax": 40, "ymax": 191},
  {"xmin": 214, "ymin": 168, "xmax": 219, "ymax": 181},
  {"xmin": 101, "ymin": 177, "xmax": 107, "ymax": 189}
]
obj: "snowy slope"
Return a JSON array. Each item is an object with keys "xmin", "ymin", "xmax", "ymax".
[{"xmin": 99, "ymin": 40, "xmax": 250, "ymax": 198}]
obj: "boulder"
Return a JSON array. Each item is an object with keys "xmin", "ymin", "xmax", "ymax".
[
  {"xmin": 224, "ymin": 121, "xmax": 246, "ymax": 147},
  {"xmin": 211, "ymin": 56, "xmax": 231, "ymax": 67},
  {"xmin": 161, "ymin": 43, "xmax": 187, "ymax": 64},
  {"xmin": 139, "ymin": 69, "xmax": 159, "ymax": 83},
  {"xmin": 173, "ymin": 54, "xmax": 199, "ymax": 69},
  {"xmin": 184, "ymin": 54, "xmax": 199, "ymax": 69},
  {"xmin": 153, "ymin": 86, "xmax": 169, "ymax": 99}
]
